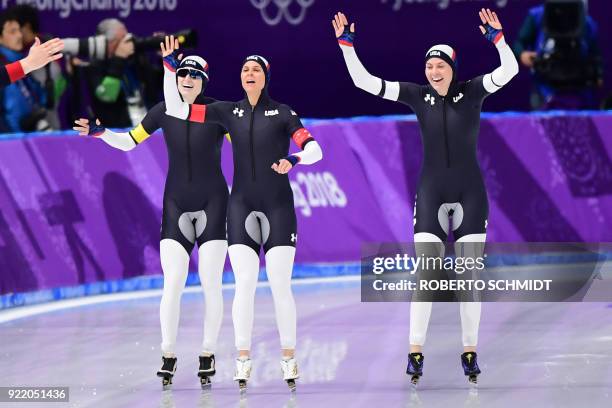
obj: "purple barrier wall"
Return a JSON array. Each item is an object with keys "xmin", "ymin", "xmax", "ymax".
[
  {"xmin": 2, "ymin": 0, "xmax": 612, "ymax": 117},
  {"xmin": 1, "ymin": 112, "xmax": 611, "ymax": 296}
]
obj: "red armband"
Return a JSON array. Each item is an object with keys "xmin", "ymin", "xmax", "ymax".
[
  {"xmin": 6, "ymin": 61, "xmax": 25, "ymax": 83},
  {"xmin": 189, "ymin": 104, "xmax": 206, "ymax": 123},
  {"xmin": 291, "ymin": 128, "xmax": 314, "ymax": 149}
]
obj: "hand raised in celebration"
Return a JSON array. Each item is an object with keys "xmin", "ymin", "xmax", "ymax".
[
  {"xmin": 332, "ymin": 12, "xmax": 355, "ymax": 46},
  {"xmin": 160, "ymin": 35, "xmax": 180, "ymax": 58},
  {"xmin": 479, "ymin": 8, "xmax": 504, "ymax": 43}
]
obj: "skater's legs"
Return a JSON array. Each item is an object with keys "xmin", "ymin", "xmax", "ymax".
[
  {"xmin": 454, "ymin": 233, "xmax": 486, "ymax": 352},
  {"xmin": 230, "ymin": 244, "xmax": 260, "ymax": 356},
  {"xmin": 198, "ymin": 239, "xmax": 228, "ymax": 354},
  {"xmin": 265, "ymin": 246, "xmax": 297, "ymax": 357},
  {"xmin": 410, "ymin": 232, "xmax": 444, "ymax": 353},
  {"xmin": 159, "ymin": 239, "xmax": 190, "ymax": 356}
]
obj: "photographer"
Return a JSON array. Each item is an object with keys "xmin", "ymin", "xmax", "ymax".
[
  {"xmin": 0, "ymin": 9, "xmax": 58, "ymax": 132},
  {"xmin": 514, "ymin": 0, "xmax": 603, "ymax": 110},
  {"xmin": 83, "ymin": 18, "xmax": 163, "ymax": 127}
]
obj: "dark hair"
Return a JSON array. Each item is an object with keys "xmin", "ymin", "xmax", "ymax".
[
  {"xmin": 0, "ymin": 9, "xmax": 20, "ymax": 36},
  {"xmin": 12, "ymin": 5, "xmax": 40, "ymax": 34}
]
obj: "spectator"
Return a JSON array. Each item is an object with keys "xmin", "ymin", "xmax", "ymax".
[
  {"xmin": 0, "ymin": 9, "xmax": 49, "ymax": 132},
  {"xmin": 514, "ymin": 0, "xmax": 603, "ymax": 110},
  {"xmin": 83, "ymin": 18, "xmax": 162, "ymax": 127},
  {"xmin": 13, "ymin": 4, "xmax": 66, "ymax": 130}
]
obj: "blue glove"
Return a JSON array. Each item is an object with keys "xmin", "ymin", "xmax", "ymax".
[
  {"xmin": 338, "ymin": 26, "xmax": 355, "ymax": 47},
  {"xmin": 482, "ymin": 23, "xmax": 503, "ymax": 44},
  {"xmin": 283, "ymin": 155, "xmax": 299, "ymax": 166},
  {"xmin": 88, "ymin": 120, "xmax": 105, "ymax": 137},
  {"xmin": 163, "ymin": 51, "xmax": 180, "ymax": 71}
]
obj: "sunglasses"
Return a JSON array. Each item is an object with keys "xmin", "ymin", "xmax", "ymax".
[{"xmin": 177, "ymin": 68, "xmax": 206, "ymax": 80}]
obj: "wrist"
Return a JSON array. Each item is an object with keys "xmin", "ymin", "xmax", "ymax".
[
  {"xmin": 494, "ymin": 34, "xmax": 507, "ymax": 48},
  {"xmin": 18, "ymin": 57, "xmax": 31, "ymax": 75},
  {"xmin": 284, "ymin": 155, "xmax": 299, "ymax": 166},
  {"xmin": 338, "ymin": 27, "xmax": 355, "ymax": 47},
  {"xmin": 89, "ymin": 123, "xmax": 106, "ymax": 137},
  {"xmin": 162, "ymin": 52, "xmax": 179, "ymax": 72},
  {"xmin": 7, "ymin": 59, "xmax": 27, "ymax": 81}
]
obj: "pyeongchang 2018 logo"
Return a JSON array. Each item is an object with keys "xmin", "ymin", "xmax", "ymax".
[
  {"xmin": 290, "ymin": 171, "xmax": 347, "ymax": 217},
  {"xmin": 381, "ymin": 0, "xmax": 508, "ymax": 11},
  {"xmin": 250, "ymin": 0, "xmax": 315, "ymax": 26}
]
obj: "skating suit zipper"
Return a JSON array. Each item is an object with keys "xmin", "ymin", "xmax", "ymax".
[
  {"xmin": 249, "ymin": 105, "xmax": 256, "ymax": 181},
  {"xmin": 442, "ymin": 97, "xmax": 450, "ymax": 168},
  {"xmin": 186, "ymin": 120, "xmax": 192, "ymax": 181}
]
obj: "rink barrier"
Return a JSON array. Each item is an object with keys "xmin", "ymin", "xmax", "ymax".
[
  {"xmin": 1, "ymin": 111, "xmax": 611, "ymax": 305},
  {"xmin": 0, "ymin": 263, "xmax": 360, "ymax": 310}
]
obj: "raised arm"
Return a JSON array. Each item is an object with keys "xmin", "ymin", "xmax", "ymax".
[
  {"xmin": 160, "ymin": 35, "xmax": 227, "ymax": 125},
  {"xmin": 333, "ymin": 12, "xmax": 401, "ymax": 101},
  {"xmin": 160, "ymin": 35, "xmax": 192, "ymax": 119},
  {"xmin": 478, "ymin": 8, "xmax": 519, "ymax": 93}
]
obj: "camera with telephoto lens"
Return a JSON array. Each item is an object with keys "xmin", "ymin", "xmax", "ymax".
[
  {"xmin": 533, "ymin": 0, "xmax": 600, "ymax": 90},
  {"xmin": 62, "ymin": 29, "xmax": 197, "ymax": 61}
]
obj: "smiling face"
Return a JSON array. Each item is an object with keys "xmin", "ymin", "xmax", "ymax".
[
  {"xmin": 241, "ymin": 61, "xmax": 266, "ymax": 95},
  {"xmin": 176, "ymin": 70, "xmax": 203, "ymax": 104},
  {"xmin": 425, "ymin": 58, "xmax": 453, "ymax": 96}
]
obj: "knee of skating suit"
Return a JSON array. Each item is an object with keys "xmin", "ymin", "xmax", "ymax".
[
  {"xmin": 409, "ymin": 232, "xmax": 444, "ymax": 346},
  {"xmin": 159, "ymin": 239, "xmax": 190, "ymax": 355},
  {"xmin": 455, "ymin": 233, "xmax": 485, "ymax": 347},
  {"xmin": 229, "ymin": 244, "xmax": 260, "ymax": 351},
  {"xmin": 198, "ymin": 239, "xmax": 228, "ymax": 354}
]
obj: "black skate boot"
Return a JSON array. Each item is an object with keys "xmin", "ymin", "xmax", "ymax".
[
  {"xmin": 461, "ymin": 352, "xmax": 481, "ymax": 385},
  {"xmin": 198, "ymin": 354, "xmax": 216, "ymax": 388},
  {"xmin": 406, "ymin": 352, "xmax": 424, "ymax": 386},
  {"xmin": 156, "ymin": 356, "xmax": 177, "ymax": 390}
]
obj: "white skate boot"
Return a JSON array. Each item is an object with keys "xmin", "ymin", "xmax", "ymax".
[
  {"xmin": 280, "ymin": 357, "xmax": 299, "ymax": 392},
  {"xmin": 233, "ymin": 358, "xmax": 252, "ymax": 392}
]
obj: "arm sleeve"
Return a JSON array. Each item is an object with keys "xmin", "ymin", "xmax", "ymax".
[
  {"xmin": 292, "ymin": 140, "xmax": 323, "ymax": 165},
  {"xmin": 284, "ymin": 106, "xmax": 322, "ymax": 165},
  {"xmin": 99, "ymin": 128, "xmax": 137, "ymax": 151},
  {"xmin": 339, "ymin": 44, "xmax": 402, "ymax": 102},
  {"xmin": 99, "ymin": 102, "xmax": 163, "ymax": 150},
  {"xmin": 481, "ymin": 36, "xmax": 519, "ymax": 94},
  {"xmin": 0, "ymin": 61, "xmax": 25, "ymax": 86}
]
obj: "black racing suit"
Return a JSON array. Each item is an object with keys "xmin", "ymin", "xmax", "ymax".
[
  {"xmin": 180, "ymin": 94, "xmax": 313, "ymax": 253},
  {"xmin": 129, "ymin": 98, "xmax": 228, "ymax": 253},
  {"xmin": 395, "ymin": 77, "xmax": 491, "ymax": 241}
]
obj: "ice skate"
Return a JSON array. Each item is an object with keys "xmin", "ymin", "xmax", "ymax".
[
  {"xmin": 280, "ymin": 357, "xmax": 299, "ymax": 392},
  {"xmin": 156, "ymin": 356, "xmax": 177, "ymax": 390},
  {"xmin": 406, "ymin": 352, "xmax": 424, "ymax": 386},
  {"xmin": 233, "ymin": 358, "xmax": 252, "ymax": 393},
  {"xmin": 461, "ymin": 352, "xmax": 481, "ymax": 386},
  {"xmin": 198, "ymin": 354, "xmax": 215, "ymax": 388}
]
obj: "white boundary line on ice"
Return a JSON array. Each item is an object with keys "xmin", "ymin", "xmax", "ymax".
[{"xmin": 0, "ymin": 275, "xmax": 361, "ymax": 325}]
